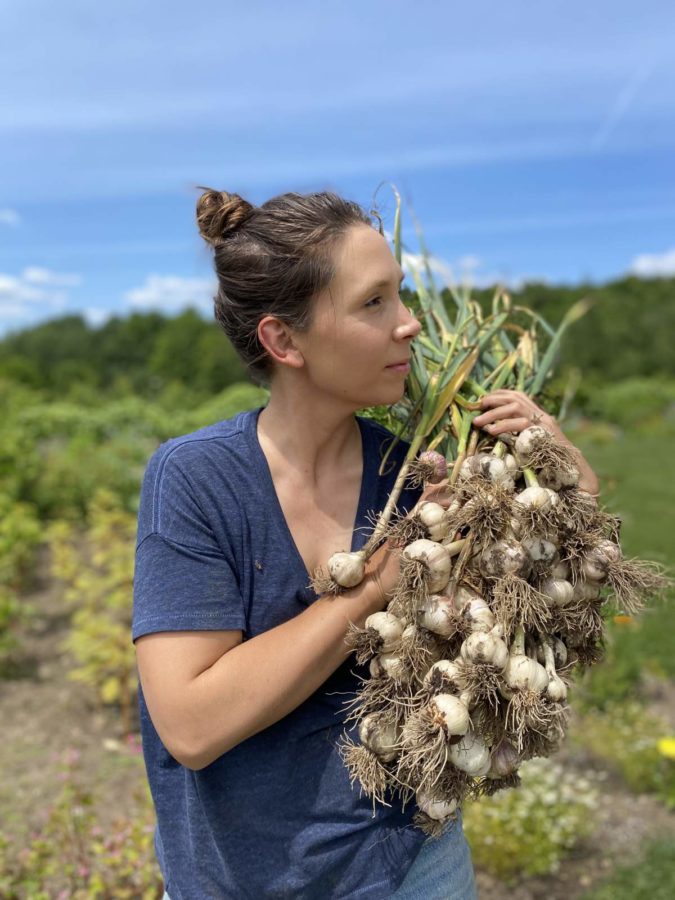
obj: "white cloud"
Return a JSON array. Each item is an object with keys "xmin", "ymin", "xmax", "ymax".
[
  {"xmin": 392, "ymin": 241, "xmax": 545, "ymax": 294},
  {"xmin": 0, "ymin": 208, "xmax": 20, "ymax": 226},
  {"xmin": 629, "ymin": 247, "xmax": 675, "ymax": 278},
  {"xmin": 82, "ymin": 307, "xmax": 112, "ymax": 328},
  {"xmin": 123, "ymin": 274, "xmax": 216, "ymax": 314},
  {"xmin": 22, "ymin": 266, "xmax": 83, "ymax": 287},
  {"xmin": 0, "ymin": 268, "xmax": 82, "ymax": 333}
]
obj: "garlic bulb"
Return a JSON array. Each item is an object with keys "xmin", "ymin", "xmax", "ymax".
[
  {"xmin": 472, "ymin": 455, "xmax": 514, "ymax": 490},
  {"xmin": 416, "ymin": 788, "xmax": 458, "ymax": 821},
  {"xmin": 430, "ymin": 693, "xmax": 470, "ymax": 736},
  {"xmin": 573, "ymin": 580, "xmax": 602, "ymax": 601},
  {"xmin": 480, "ymin": 539, "xmax": 532, "ymax": 579},
  {"xmin": 359, "ymin": 714, "xmax": 399, "ymax": 762},
  {"xmin": 504, "ymin": 453, "xmax": 519, "ymax": 477},
  {"xmin": 418, "ymin": 450, "xmax": 448, "ymax": 483},
  {"xmin": 364, "ymin": 611, "xmax": 404, "ymax": 651},
  {"xmin": 419, "ymin": 595, "xmax": 455, "ymax": 637},
  {"xmin": 377, "ymin": 651, "xmax": 413, "ymax": 683},
  {"xmin": 462, "ymin": 597, "xmax": 495, "ymax": 633},
  {"xmin": 460, "ymin": 625, "xmax": 509, "ymax": 669},
  {"xmin": 402, "ymin": 540, "xmax": 452, "ymax": 593},
  {"xmin": 514, "ymin": 486, "xmax": 552, "ymax": 512},
  {"xmin": 536, "ymin": 637, "xmax": 568, "ymax": 669},
  {"xmin": 328, "ymin": 550, "xmax": 366, "ymax": 587},
  {"xmin": 416, "ymin": 501, "xmax": 451, "ymax": 541},
  {"xmin": 539, "ymin": 577, "xmax": 574, "ymax": 608},
  {"xmin": 503, "ymin": 653, "xmax": 549, "ymax": 694},
  {"xmin": 369, "ymin": 655, "xmax": 385, "ymax": 678},
  {"xmin": 582, "ymin": 540, "xmax": 622, "ymax": 582},
  {"xmin": 515, "ymin": 425, "xmax": 550, "ymax": 459},
  {"xmin": 539, "ymin": 466, "xmax": 580, "ymax": 491},
  {"xmin": 541, "ymin": 639, "xmax": 568, "ymax": 702},
  {"xmin": 488, "ymin": 739, "xmax": 520, "ymax": 779},
  {"xmin": 423, "ymin": 659, "xmax": 464, "ymax": 693},
  {"xmin": 449, "ymin": 730, "xmax": 491, "ymax": 776},
  {"xmin": 522, "ymin": 535, "xmax": 559, "ymax": 564}
]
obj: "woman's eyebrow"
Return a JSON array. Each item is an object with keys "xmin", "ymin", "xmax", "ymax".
[{"xmin": 360, "ymin": 270, "xmax": 406, "ymax": 294}]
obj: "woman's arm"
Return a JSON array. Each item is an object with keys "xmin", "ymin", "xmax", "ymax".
[
  {"xmin": 135, "ymin": 539, "xmax": 400, "ymax": 771},
  {"xmin": 471, "ymin": 389, "xmax": 600, "ymax": 496}
]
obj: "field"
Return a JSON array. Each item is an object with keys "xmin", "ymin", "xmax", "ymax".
[{"xmin": 1, "ymin": 386, "xmax": 674, "ymax": 898}]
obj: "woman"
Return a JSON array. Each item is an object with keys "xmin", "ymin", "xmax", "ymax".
[{"xmin": 132, "ymin": 188, "xmax": 599, "ymax": 900}]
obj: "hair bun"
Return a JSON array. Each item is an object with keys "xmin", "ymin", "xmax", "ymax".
[{"xmin": 196, "ymin": 187, "xmax": 255, "ymax": 245}]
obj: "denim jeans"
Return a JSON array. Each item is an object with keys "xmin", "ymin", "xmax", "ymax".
[
  {"xmin": 390, "ymin": 810, "xmax": 477, "ymax": 899},
  {"xmin": 161, "ymin": 812, "xmax": 477, "ymax": 900}
]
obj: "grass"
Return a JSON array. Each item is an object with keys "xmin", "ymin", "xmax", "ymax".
[
  {"xmin": 566, "ymin": 423, "xmax": 675, "ymax": 705},
  {"xmin": 580, "ymin": 840, "xmax": 675, "ymax": 899}
]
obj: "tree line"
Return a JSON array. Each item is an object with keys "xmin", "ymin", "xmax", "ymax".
[{"xmin": 0, "ymin": 275, "xmax": 672, "ymax": 401}]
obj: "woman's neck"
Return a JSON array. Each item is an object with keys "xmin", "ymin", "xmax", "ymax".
[{"xmin": 257, "ymin": 390, "xmax": 361, "ymax": 490}]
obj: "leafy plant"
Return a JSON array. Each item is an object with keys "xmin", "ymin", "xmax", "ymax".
[
  {"xmin": 572, "ymin": 700, "xmax": 675, "ymax": 809},
  {"xmin": 0, "ymin": 748, "xmax": 163, "ymax": 899},
  {"xmin": 49, "ymin": 490, "xmax": 138, "ymax": 732},
  {"xmin": 462, "ymin": 757, "xmax": 598, "ymax": 883}
]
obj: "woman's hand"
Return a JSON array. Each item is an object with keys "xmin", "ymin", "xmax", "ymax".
[
  {"xmin": 471, "ymin": 389, "xmax": 600, "ymax": 495},
  {"xmin": 471, "ymin": 389, "xmax": 554, "ymax": 438}
]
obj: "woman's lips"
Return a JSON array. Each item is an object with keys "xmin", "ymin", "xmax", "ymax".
[{"xmin": 386, "ymin": 362, "xmax": 411, "ymax": 373}]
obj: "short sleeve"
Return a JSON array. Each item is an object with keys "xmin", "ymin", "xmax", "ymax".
[{"xmin": 132, "ymin": 442, "xmax": 247, "ymax": 642}]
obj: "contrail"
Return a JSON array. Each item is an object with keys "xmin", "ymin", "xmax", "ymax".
[{"xmin": 591, "ymin": 57, "xmax": 659, "ymax": 151}]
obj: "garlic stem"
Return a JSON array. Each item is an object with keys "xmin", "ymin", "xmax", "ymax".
[{"xmin": 522, "ymin": 467, "xmax": 539, "ymax": 488}]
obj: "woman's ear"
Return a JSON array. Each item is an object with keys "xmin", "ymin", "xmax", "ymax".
[{"xmin": 257, "ymin": 316, "xmax": 305, "ymax": 370}]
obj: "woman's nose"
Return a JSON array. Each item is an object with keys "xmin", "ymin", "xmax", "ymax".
[{"xmin": 396, "ymin": 301, "xmax": 422, "ymax": 339}]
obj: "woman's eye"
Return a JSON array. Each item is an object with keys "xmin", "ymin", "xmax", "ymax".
[{"xmin": 365, "ymin": 296, "xmax": 382, "ymax": 308}]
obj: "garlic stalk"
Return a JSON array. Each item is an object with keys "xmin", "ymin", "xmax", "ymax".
[{"xmin": 540, "ymin": 637, "xmax": 568, "ymax": 702}]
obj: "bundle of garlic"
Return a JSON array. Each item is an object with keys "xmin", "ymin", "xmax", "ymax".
[
  {"xmin": 323, "ymin": 429, "xmax": 669, "ymax": 835},
  {"xmin": 307, "ymin": 186, "xmax": 672, "ymax": 835}
]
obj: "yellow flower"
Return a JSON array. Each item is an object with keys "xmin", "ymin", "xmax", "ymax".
[{"xmin": 657, "ymin": 737, "xmax": 675, "ymax": 760}]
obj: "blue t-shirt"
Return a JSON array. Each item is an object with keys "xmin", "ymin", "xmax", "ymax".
[{"xmin": 132, "ymin": 404, "xmax": 426, "ymax": 899}]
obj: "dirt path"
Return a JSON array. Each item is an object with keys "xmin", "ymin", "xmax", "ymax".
[{"xmin": 2, "ymin": 546, "xmax": 674, "ymax": 897}]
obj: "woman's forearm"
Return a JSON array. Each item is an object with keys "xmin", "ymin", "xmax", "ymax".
[{"xmin": 179, "ymin": 575, "xmax": 384, "ymax": 770}]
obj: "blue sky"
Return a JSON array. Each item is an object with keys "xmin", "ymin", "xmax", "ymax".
[{"xmin": 1, "ymin": 0, "xmax": 674, "ymax": 336}]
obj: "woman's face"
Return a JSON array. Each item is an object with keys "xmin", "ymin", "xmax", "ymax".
[{"xmin": 293, "ymin": 224, "xmax": 422, "ymax": 408}]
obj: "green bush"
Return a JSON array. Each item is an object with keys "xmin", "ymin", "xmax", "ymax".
[
  {"xmin": 572, "ymin": 700, "xmax": 675, "ymax": 809},
  {"xmin": 0, "ymin": 495, "xmax": 41, "ymax": 667},
  {"xmin": 582, "ymin": 377, "xmax": 675, "ymax": 430},
  {"xmin": 581, "ymin": 839, "xmax": 675, "ymax": 900},
  {"xmin": 49, "ymin": 490, "xmax": 138, "ymax": 732},
  {"xmin": 462, "ymin": 758, "xmax": 598, "ymax": 883}
]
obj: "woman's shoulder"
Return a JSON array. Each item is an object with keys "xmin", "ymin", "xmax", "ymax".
[
  {"xmin": 148, "ymin": 407, "xmax": 257, "ymax": 470},
  {"xmin": 141, "ymin": 407, "xmax": 262, "ymax": 508}
]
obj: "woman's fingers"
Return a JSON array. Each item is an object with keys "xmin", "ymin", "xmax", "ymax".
[
  {"xmin": 478, "ymin": 417, "xmax": 531, "ymax": 436},
  {"xmin": 473, "ymin": 401, "xmax": 521, "ymax": 426}
]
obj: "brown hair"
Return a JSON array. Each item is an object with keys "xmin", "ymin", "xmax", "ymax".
[{"xmin": 196, "ymin": 187, "xmax": 384, "ymax": 388}]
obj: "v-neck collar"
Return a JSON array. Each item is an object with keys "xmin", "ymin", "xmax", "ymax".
[{"xmin": 245, "ymin": 405, "xmax": 374, "ymax": 589}]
